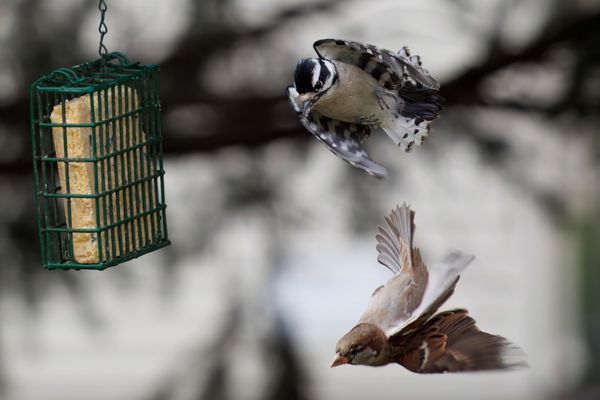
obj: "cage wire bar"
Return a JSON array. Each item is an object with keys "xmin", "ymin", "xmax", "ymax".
[{"xmin": 30, "ymin": 52, "xmax": 170, "ymax": 270}]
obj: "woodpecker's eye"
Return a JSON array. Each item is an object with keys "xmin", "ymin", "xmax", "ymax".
[{"xmin": 314, "ymin": 81, "xmax": 323, "ymax": 90}]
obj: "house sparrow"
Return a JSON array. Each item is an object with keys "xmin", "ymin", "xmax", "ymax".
[
  {"xmin": 287, "ymin": 39, "xmax": 443, "ymax": 178},
  {"xmin": 332, "ymin": 204, "xmax": 525, "ymax": 373}
]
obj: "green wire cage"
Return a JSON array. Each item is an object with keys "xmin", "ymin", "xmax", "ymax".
[{"xmin": 30, "ymin": 52, "xmax": 170, "ymax": 270}]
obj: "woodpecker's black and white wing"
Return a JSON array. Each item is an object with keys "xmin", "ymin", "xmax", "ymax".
[
  {"xmin": 287, "ymin": 86, "xmax": 388, "ymax": 179},
  {"xmin": 313, "ymin": 39, "xmax": 440, "ymax": 91}
]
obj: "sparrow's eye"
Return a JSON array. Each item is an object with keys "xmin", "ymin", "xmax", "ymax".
[
  {"xmin": 314, "ymin": 81, "xmax": 323, "ymax": 90},
  {"xmin": 350, "ymin": 347, "xmax": 363, "ymax": 355}
]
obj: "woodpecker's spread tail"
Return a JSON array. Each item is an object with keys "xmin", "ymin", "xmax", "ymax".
[
  {"xmin": 380, "ymin": 85, "xmax": 443, "ymax": 152},
  {"xmin": 379, "ymin": 113, "xmax": 429, "ymax": 152},
  {"xmin": 379, "ymin": 45, "xmax": 443, "ymax": 152},
  {"xmin": 400, "ymin": 85, "xmax": 444, "ymax": 122}
]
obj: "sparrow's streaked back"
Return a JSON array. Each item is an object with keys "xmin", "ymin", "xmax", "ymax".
[
  {"xmin": 287, "ymin": 39, "xmax": 443, "ymax": 179},
  {"xmin": 331, "ymin": 204, "xmax": 525, "ymax": 373}
]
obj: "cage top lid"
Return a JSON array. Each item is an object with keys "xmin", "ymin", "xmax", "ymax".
[{"xmin": 32, "ymin": 52, "xmax": 159, "ymax": 94}]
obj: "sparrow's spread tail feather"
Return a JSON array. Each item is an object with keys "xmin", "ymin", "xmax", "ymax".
[{"xmin": 400, "ymin": 310, "xmax": 526, "ymax": 373}]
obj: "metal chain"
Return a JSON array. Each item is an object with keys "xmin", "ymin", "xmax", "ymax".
[{"xmin": 98, "ymin": 0, "xmax": 108, "ymax": 59}]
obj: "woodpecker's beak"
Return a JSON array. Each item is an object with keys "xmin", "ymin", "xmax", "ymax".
[
  {"xmin": 302, "ymin": 100, "xmax": 312, "ymax": 118},
  {"xmin": 331, "ymin": 353, "xmax": 350, "ymax": 368}
]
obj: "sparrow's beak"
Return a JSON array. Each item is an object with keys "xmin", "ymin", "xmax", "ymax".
[{"xmin": 331, "ymin": 353, "xmax": 350, "ymax": 368}]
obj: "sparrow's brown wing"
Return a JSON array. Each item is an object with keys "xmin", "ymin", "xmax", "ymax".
[
  {"xmin": 375, "ymin": 204, "xmax": 427, "ymax": 282},
  {"xmin": 365, "ymin": 204, "xmax": 475, "ymax": 338},
  {"xmin": 396, "ymin": 276, "xmax": 460, "ymax": 338},
  {"xmin": 384, "ymin": 251, "xmax": 475, "ymax": 339},
  {"xmin": 393, "ymin": 309, "xmax": 525, "ymax": 373},
  {"xmin": 397, "ymin": 254, "xmax": 472, "ymax": 338},
  {"xmin": 359, "ymin": 204, "xmax": 429, "ymax": 332}
]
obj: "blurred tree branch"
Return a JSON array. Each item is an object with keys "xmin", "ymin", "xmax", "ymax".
[
  {"xmin": 1, "ymin": 9, "xmax": 599, "ymax": 175},
  {"xmin": 161, "ymin": 0, "xmax": 347, "ymax": 99},
  {"xmin": 441, "ymin": 11, "xmax": 600, "ymax": 106}
]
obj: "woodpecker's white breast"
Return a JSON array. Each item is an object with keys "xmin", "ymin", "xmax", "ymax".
[{"xmin": 312, "ymin": 61, "xmax": 391, "ymax": 125}]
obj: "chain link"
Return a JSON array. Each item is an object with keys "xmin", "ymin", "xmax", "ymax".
[{"xmin": 98, "ymin": 0, "xmax": 108, "ymax": 59}]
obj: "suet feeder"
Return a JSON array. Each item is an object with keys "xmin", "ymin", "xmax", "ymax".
[{"xmin": 29, "ymin": 1, "xmax": 170, "ymax": 270}]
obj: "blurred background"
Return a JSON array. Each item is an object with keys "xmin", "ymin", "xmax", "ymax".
[{"xmin": 1, "ymin": 0, "xmax": 599, "ymax": 399}]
